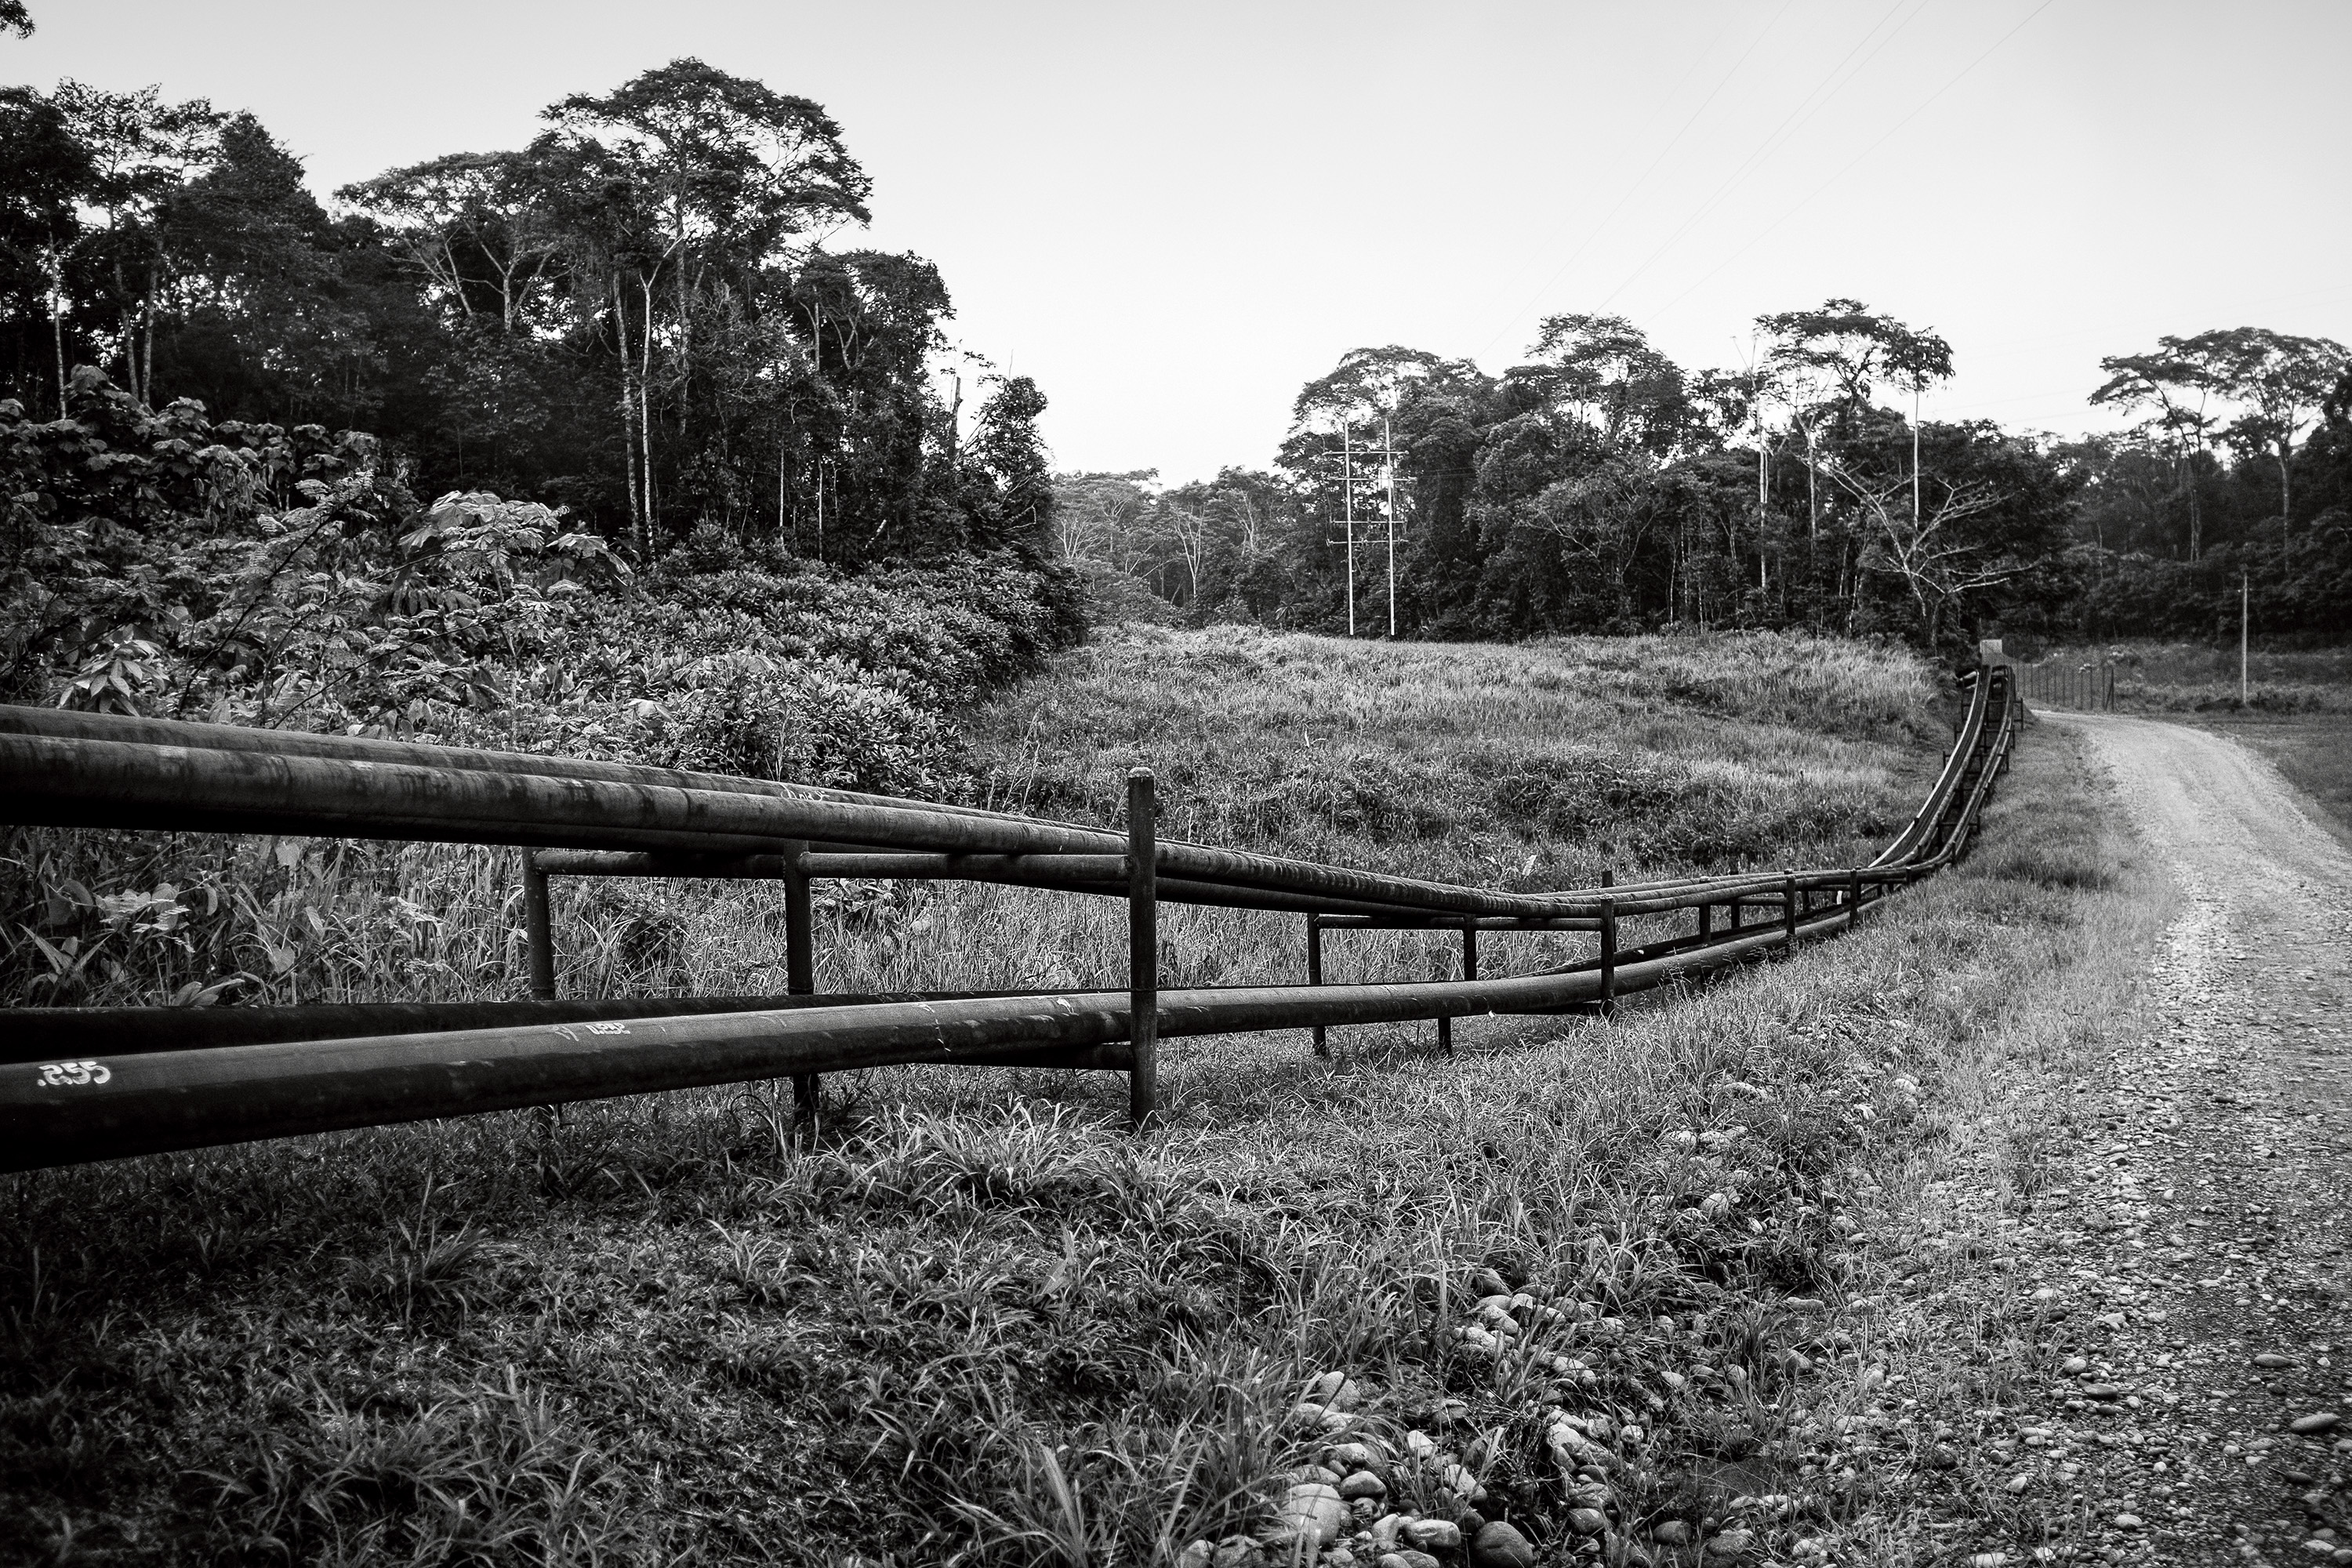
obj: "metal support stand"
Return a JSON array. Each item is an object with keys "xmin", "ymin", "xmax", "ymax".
[
  {"xmin": 1697, "ymin": 901, "xmax": 1711, "ymax": 941},
  {"xmin": 1783, "ymin": 869, "xmax": 1798, "ymax": 956},
  {"xmin": 1599, "ymin": 897, "xmax": 1617, "ymax": 1019},
  {"xmin": 1127, "ymin": 769, "xmax": 1159, "ymax": 1130},
  {"xmin": 1436, "ymin": 920, "xmax": 1464, "ymax": 1054},
  {"xmin": 1307, "ymin": 912, "xmax": 1327, "ymax": 1058},
  {"xmin": 1848, "ymin": 866, "xmax": 1864, "ymax": 923},
  {"xmin": 522, "ymin": 855, "xmax": 556, "ymax": 1000},
  {"xmin": 785, "ymin": 847, "xmax": 818, "ymax": 1138}
]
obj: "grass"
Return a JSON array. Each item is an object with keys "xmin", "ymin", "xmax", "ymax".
[
  {"xmin": 1737, "ymin": 728, "xmax": 2172, "ymax": 1564},
  {"xmin": 2016, "ymin": 635, "xmax": 2351, "ymax": 847},
  {"xmin": 0, "ymin": 627, "xmax": 2149, "ymax": 1566},
  {"xmin": 2178, "ymin": 715, "xmax": 2352, "ymax": 845},
  {"xmin": 2024, "ymin": 640, "xmax": 2352, "ymax": 716}
]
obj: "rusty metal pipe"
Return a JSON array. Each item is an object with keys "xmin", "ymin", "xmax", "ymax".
[
  {"xmin": 0, "ymin": 704, "xmax": 1094, "ymax": 837},
  {"xmin": 9, "ymin": 703, "xmax": 1991, "ymax": 910},
  {"xmin": 539, "ymin": 848, "xmax": 1490, "ymax": 923},
  {"xmin": 1310, "ymin": 914, "xmax": 1603, "ymax": 931},
  {"xmin": 0, "ymin": 725, "xmax": 1591, "ymax": 922},
  {"xmin": 0, "ymin": 991, "xmax": 1053, "ymax": 1062},
  {"xmin": 4, "ymin": 725, "xmax": 1891, "ymax": 924},
  {"xmin": 0, "ymin": 921, "xmax": 1822, "ymax": 1173}
]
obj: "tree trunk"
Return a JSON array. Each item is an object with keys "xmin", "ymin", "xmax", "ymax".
[
  {"xmin": 111, "ymin": 249, "xmax": 136, "ymax": 403},
  {"xmin": 49, "ymin": 290, "xmax": 67, "ymax": 417},
  {"xmin": 141, "ymin": 266, "xmax": 157, "ymax": 406},
  {"xmin": 1804, "ymin": 428, "xmax": 1819, "ymax": 544},
  {"xmin": 118, "ymin": 308, "xmax": 137, "ymax": 402},
  {"xmin": 675, "ymin": 216, "xmax": 690, "ymax": 423},
  {"xmin": 446, "ymin": 238, "xmax": 476, "ymax": 321},
  {"xmin": 615, "ymin": 277, "xmax": 641, "ymax": 550},
  {"xmin": 2277, "ymin": 441, "xmax": 2292, "ymax": 560},
  {"xmin": 640, "ymin": 274, "xmax": 657, "ymax": 546}
]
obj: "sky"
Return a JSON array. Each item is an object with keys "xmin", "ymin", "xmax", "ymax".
[{"xmin": 10, "ymin": 0, "xmax": 2349, "ymax": 484}]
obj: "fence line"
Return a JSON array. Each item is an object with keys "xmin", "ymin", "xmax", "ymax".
[
  {"xmin": 0, "ymin": 663, "xmax": 2020, "ymax": 1172},
  {"xmin": 2019, "ymin": 656, "xmax": 2118, "ymax": 713}
]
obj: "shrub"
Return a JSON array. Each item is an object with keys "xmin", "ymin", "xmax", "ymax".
[{"xmin": 0, "ymin": 377, "xmax": 1087, "ymax": 1004}]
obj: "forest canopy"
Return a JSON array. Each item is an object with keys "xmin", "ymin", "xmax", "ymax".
[
  {"xmin": 4, "ymin": 38, "xmax": 2345, "ymax": 673},
  {"xmin": 1058, "ymin": 310, "xmax": 2352, "ymax": 655},
  {"xmin": 1, "ymin": 56, "xmax": 1080, "ymax": 794},
  {"xmin": 1, "ymin": 59, "xmax": 1051, "ymax": 566}
]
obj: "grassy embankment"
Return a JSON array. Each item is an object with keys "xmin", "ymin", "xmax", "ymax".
[{"xmin": 0, "ymin": 628, "xmax": 2160, "ymax": 1566}]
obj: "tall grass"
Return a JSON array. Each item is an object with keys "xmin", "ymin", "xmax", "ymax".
[
  {"xmin": 4, "ymin": 627, "xmax": 1944, "ymax": 1010},
  {"xmin": 2028, "ymin": 639, "xmax": 2352, "ymax": 714},
  {"xmin": 0, "ymin": 627, "xmax": 2134, "ymax": 1568}
]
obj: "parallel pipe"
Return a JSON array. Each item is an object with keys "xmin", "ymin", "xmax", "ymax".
[
  {"xmin": 0, "ymin": 990, "xmax": 1061, "ymax": 1063},
  {"xmin": 0, "ymin": 666, "xmax": 2017, "ymax": 1172},
  {"xmin": 532, "ymin": 848, "xmax": 1494, "ymax": 922},
  {"xmin": 0, "ymin": 916, "xmax": 1819, "ymax": 1174},
  {"xmin": 0, "ymin": 704, "xmax": 1980, "ymax": 924},
  {"xmin": 0, "ymin": 733, "xmax": 1628, "ymax": 923},
  {"xmin": 0, "ymin": 704, "xmax": 1100, "ymax": 840}
]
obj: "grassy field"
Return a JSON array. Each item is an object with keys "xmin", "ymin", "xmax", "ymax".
[
  {"xmin": 2020, "ymin": 637, "xmax": 2350, "ymax": 845},
  {"xmin": 2180, "ymin": 715, "xmax": 2352, "ymax": 845},
  {"xmin": 0, "ymin": 628, "xmax": 2156, "ymax": 1566},
  {"xmin": 2024, "ymin": 640, "xmax": 2352, "ymax": 717}
]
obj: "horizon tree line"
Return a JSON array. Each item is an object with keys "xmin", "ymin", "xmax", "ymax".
[{"xmin": 1056, "ymin": 307, "xmax": 2351, "ymax": 654}]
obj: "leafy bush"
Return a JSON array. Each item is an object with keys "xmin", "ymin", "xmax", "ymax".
[{"xmin": 0, "ymin": 374, "xmax": 1085, "ymax": 1004}]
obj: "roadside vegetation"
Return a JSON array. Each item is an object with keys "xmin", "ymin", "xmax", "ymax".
[
  {"xmin": 2203, "ymin": 717, "xmax": 2352, "ymax": 844},
  {"xmin": 2020, "ymin": 641, "xmax": 2352, "ymax": 843},
  {"xmin": 2027, "ymin": 641, "xmax": 2352, "ymax": 717},
  {"xmin": 0, "ymin": 376, "xmax": 1080, "ymax": 1007},
  {"xmin": 1, "ymin": 627, "xmax": 2163, "ymax": 1567}
]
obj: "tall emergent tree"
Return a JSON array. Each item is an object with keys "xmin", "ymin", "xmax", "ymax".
[{"xmin": 1, "ymin": 58, "xmax": 1054, "ymax": 566}]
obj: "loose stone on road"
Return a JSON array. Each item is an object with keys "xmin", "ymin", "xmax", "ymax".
[{"xmin": 1996, "ymin": 713, "xmax": 2352, "ymax": 1565}]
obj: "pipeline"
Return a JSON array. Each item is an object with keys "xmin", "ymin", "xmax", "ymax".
[{"xmin": 0, "ymin": 664, "xmax": 2019, "ymax": 1171}]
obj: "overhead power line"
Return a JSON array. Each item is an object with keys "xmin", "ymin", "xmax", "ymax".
[
  {"xmin": 1638, "ymin": 0, "xmax": 2064, "ymax": 331},
  {"xmin": 1589, "ymin": 0, "xmax": 1941, "ymax": 317},
  {"xmin": 1473, "ymin": 0, "xmax": 1798, "ymax": 361}
]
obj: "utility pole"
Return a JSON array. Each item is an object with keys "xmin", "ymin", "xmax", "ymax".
[
  {"xmin": 1754, "ymin": 397, "xmax": 1769, "ymax": 591},
  {"xmin": 1384, "ymin": 413, "xmax": 1400, "ymax": 637},
  {"xmin": 1343, "ymin": 424, "xmax": 1356, "ymax": 637},
  {"xmin": 2241, "ymin": 571, "xmax": 2249, "ymax": 706},
  {"xmin": 1321, "ymin": 419, "xmax": 1406, "ymax": 637}
]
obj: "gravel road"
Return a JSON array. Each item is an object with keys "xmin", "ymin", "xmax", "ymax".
[{"xmin": 1988, "ymin": 713, "xmax": 2352, "ymax": 1563}]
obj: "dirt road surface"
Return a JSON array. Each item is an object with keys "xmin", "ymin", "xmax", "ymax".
[{"xmin": 1995, "ymin": 713, "xmax": 2352, "ymax": 1563}]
